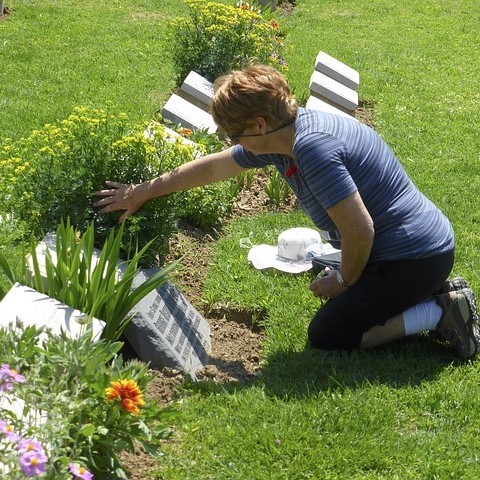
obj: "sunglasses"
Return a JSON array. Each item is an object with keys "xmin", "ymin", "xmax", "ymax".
[{"xmin": 227, "ymin": 119, "xmax": 295, "ymax": 145}]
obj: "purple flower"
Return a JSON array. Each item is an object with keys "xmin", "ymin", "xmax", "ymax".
[
  {"xmin": 0, "ymin": 364, "xmax": 25, "ymax": 391},
  {"xmin": 17, "ymin": 437, "xmax": 45, "ymax": 455},
  {"xmin": 69, "ymin": 462, "xmax": 94, "ymax": 479},
  {"xmin": 19, "ymin": 450, "xmax": 48, "ymax": 477},
  {"xmin": 0, "ymin": 419, "xmax": 21, "ymax": 442}
]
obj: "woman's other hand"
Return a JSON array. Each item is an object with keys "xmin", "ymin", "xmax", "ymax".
[{"xmin": 309, "ymin": 268, "xmax": 348, "ymax": 299}]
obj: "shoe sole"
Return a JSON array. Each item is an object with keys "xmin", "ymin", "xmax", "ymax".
[
  {"xmin": 461, "ymin": 288, "xmax": 480, "ymax": 359},
  {"xmin": 437, "ymin": 290, "xmax": 478, "ymax": 359}
]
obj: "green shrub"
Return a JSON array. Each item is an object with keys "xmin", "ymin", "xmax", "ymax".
[
  {"xmin": 170, "ymin": 0, "xmax": 288, "ymax": 83},
  {"xmin": 0, "ymin": 108, "xmax": 236, "ymax": 266}
]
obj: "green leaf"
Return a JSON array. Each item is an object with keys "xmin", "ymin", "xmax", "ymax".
[
  {"xmin": 0, "ymin": 250, "xmax": 17, "ymax": 285},
  {"xmin": 80, "ymin": 423, "xmax": 97, "ymax": 437},
  {"xmin": 29, "ymin": 235, "xmax": 44, "ymax": 294}
]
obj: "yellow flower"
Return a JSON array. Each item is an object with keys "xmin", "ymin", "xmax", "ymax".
[{"xmin": 105, "ymin": 379, "xmax": 145, "ymax": 415}]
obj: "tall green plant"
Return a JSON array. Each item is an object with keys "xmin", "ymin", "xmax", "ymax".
[
  {"xmin": 264, "ymin": 167, "xmax": 292, "ymax": 207},
  {"xmin": 171, "ymin": 0, "xmax": 287, "ymax": 83},
  {"xmin": 0, "ymin": 220, "xmax": 179, "ymax": 341}
]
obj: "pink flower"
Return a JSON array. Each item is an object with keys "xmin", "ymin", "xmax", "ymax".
[
  {"xmin": 0, "ymin": 419, "xmax": 21, "ymax": 442},
  {"xmin": 69, "ymin": 462, "xmax": 94, "ymax": 480}
]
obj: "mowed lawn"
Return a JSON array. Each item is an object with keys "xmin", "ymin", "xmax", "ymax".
[{"xmin": 1, "ymin": 0, "xmax": 480, "ymax": 479}]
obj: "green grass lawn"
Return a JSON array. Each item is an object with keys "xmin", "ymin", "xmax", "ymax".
[
  {"xmin": 0, "ymin": 0, "xmax": 187, "ymax": 139},
  {"xmin": 2, "ymin": 0, "xmax": 480, "ymax": 478}
]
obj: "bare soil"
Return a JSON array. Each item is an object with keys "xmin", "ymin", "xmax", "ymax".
[{"xmin": 0, "ymin": 6, "xmax": 11, "ymax": 19}]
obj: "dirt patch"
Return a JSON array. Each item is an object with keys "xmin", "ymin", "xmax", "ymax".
[
  {"xmin": 161, "ymin": 170, "xmax": 284, "ymax": 387},
  {"xmin": 119, "ymin": 175, "xmax": 276, "ymax": 480},
  {"xmin": 278, "ymin": 1, "xmax": 296, "ymax": 16},
  {"xmin": 0, "ymin": 5, "xmax": 12, "ymax": 20},
  {"xmin": 356, "ymin": 100, "xmax": 376, "ymax": 127}
]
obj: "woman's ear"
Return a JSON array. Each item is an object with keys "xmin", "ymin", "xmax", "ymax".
[{"xmin": 255, "ymin": 116, "xmax": 268, "ymax": 134}]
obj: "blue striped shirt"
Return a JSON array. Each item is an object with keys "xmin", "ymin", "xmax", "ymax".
[{"xmin": 231, "ymin": 107, "xmax": 454, "ymax": 262}]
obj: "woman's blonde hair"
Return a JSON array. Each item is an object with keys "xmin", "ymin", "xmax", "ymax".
[{"xmin": 211, "ymin": 64, "xmax": 297, "ymax": 136}]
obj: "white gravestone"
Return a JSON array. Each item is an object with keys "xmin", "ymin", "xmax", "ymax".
[
  {"xmin": 309, "ymin": 70, "xmax": 358, "ymax": 114},
  {"xmin": 126, "ymin": 270, "xmax": 211, "ymax": 378},
  {"xmin": 306, "ymin": 96, "xmax": 358, "ymax": 120},
  {"xmin": 161, "ymin": 94, "xmax": 218, "ymax": 134},
  {"xmin": 314, "ymin": 51, "xmax": 360, "ymax": 90},
  {"xmin": 0, "ymin": 283, "xmax": 104, "ymax": 342},
  {"xmin": 179, "ymin": 71, "xmax": 214, "ymax": 112}
]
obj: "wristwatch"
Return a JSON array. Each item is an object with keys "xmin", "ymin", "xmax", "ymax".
[{"xmin": 336, "ymin": 270, "xmax": 355, "ymax": 288}]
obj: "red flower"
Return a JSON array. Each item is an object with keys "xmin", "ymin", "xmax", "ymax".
[
  {"xmin": 105, "ymin": 379, "xmax": 145, "ymax": 415},
  {"xmin": 285, "ymin": 165, "xmax": 297, "ymax": 177}
]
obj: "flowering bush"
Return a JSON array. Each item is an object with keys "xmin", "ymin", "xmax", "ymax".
[
  {"xmin": 171, "ymin": 0, "xmax": 287, "ymax": 83},
  {"xmin": 0, "ymin": 108, "xmax": 236, "ymax": 266},
  {"xmin": 0, "ymin": 324, "xmax": 177, "ymax": 479}
]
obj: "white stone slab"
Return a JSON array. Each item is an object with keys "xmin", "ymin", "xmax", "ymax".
[
  {"xmin": 26, "ymin": 232, "xmax": 123, "ymax": 290},
  {"xmin": 315, "ymin": 51, "xmax": 360, "ymax": 90},
  {"xmin": 310, "ymin": 70, "xmax": 358, "ymax": 113},
  {"xmin": 180, "ymin": 71, "xmax": 214, "ymax": 108},
  {"xmin": 161, "ymin": 94, "xmax": 218, "ymax": 134},
  {"xmin": 0, "ymin": 283, "xmax": 104, "ymax": 342},
  {"xmin": 306, "ymin": 96, "xmax": 358, "ymax": 120}
]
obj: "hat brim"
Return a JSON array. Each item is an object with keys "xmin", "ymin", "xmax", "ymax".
[{"xmin": 247, "ymin": 245, "xmax": 313, "ymax": 274}]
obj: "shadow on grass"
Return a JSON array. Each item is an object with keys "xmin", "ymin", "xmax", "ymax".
[
  {"xmin": 184, "ymin": 334, "xmax": 461, "ymax": 400},
  {"xmin": 257, "ymin": 334, "xmax": 460, "ymax": 400}
]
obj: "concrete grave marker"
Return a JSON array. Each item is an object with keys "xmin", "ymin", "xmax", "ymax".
[
  {"xmin": 24, "ymin": 234, "xmax": 211, "ymax": 379},
  {"xmin": 314, "ymin": 51, "xmax": 360, "ymax": 90},
  {"xmin": 161, "ymin": 94, "xmax": 218, "ymax": 134},
  {"xmin": 309, "ymin": 70, "xmax": 358, "ymax": 114},
  {"xmin": 179, "ymin": 71, "xmax": 214, "ymax": 112},
  {"xmin": 306, "ymin": 96, "xmax": 358, "ymax": 120},
  {"xmin": 0, "ymin": 283, "xmax": 104, "ymax": 342},
  {"xmin": 126, "ymin": 269, "xmax": 211, "ymax": 378}
]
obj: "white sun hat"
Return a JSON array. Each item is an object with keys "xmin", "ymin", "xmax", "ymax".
[{"xmin": 247, "ymin": 227, "xmax": 330, "ymax": 274}]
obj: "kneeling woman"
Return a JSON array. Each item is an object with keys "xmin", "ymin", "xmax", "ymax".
[{"xmin": 94, "ymin": 64, "xmax": 479, "ymax": 360}]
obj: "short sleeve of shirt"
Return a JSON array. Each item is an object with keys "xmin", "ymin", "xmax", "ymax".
[
  {"xmin": 296, "ymin": 133, "xmax": 358, "ymax": 210},
  {"xmin": 231, "ymin": 144, "xmax": 274, "ymax": 169}
]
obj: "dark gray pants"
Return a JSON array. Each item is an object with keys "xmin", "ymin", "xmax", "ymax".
[{"xmin": 308, "ymin": 249, "xmax": 455, "ymax": 350}]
